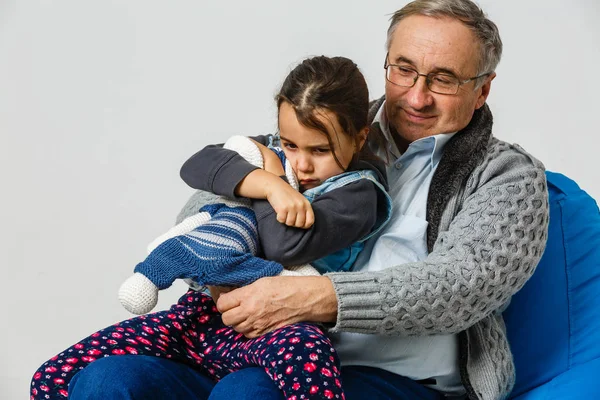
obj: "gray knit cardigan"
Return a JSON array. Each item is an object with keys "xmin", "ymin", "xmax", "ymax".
[{"xmin": 177, "ymin": 97, "xmax": 549, "ymax": 400}]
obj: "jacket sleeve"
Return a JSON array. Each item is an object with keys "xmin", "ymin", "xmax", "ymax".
[
  {"xmin": 326, "ymin": 144, "xmax": 549, "ymax": 336},
  {"xmin": 254, "ymin": 179, "xmax": 380, "ymax": 265},
  {"xmin": 179, "ymin": 135, "xmax": 381, "ymax": 264},
  {"xmin": 179, "ymin": 135, "xmax": 271, "ymax": 198}
]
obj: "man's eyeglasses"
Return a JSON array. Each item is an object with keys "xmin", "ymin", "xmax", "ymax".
[{"xmin": 384, "ymin": 53, "xmax": 490, "ymax": 95}]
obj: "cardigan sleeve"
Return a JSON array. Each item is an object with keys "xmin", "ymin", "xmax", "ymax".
[{"xmin": 326, "ymin": 143, "xmax": 549, "ymax": 336}]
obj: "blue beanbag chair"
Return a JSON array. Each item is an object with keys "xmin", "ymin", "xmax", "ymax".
[{"xmin": 504, "ymin": 172, "xmax": 600, "ymax": 399}]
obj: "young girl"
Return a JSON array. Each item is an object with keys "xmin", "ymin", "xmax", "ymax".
[{"xmin": 31, "ymin": 56, "xmax": 391, "ymax": 400}]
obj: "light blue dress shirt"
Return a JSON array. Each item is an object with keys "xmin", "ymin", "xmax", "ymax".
[{"xmin": 332, "ymin": 102, "xmax": 465, "ymax": 396}]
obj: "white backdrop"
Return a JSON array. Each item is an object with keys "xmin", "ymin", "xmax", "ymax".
[{"xmin": 1, "ymin": 1, "xmax": 599, "ymax": 398}]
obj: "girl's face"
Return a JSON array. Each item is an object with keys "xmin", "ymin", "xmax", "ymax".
[{"xmin": 278, "ymin": 101, "xmax": 366, "ymax": 191}]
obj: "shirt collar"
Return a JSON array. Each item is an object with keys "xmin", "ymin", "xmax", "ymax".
[
  {"xmin": 372, "ymin": 103, "xmax": 399, "ymax": 159},
  {"xmin": 372, "ymin": 100, "xmax": 456, "ymax": 168}
]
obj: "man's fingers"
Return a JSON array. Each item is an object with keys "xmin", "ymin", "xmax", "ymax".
[
  {"xmin": 207, "ymin": 285, "xmax": 233, "ymax": 302},
  {"xmin": 230, "ymin": 320, "xmax": 255, "ymax": 335},
  {"xmin": 243, "ymin": 330, "xmax": 262, "ymax": 339},
  {"xmin": 220, "ymin": 305, "xmax": 250, "ymax": 327},
  {"xmin": 215, "ymin": 291, "xmax": 241, "ymax": 313},
  {"xmin": 207, "ymin": 286, "xmax": 220, "ymax": 301}
]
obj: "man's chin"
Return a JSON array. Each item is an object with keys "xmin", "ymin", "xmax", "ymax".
[{"xmin": 395, "ymin": 121, "xmax": 435, "ymax": 141}]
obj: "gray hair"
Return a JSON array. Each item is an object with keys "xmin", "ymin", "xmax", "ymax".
[{"xmin": 386, "ymin": 0, "xmax": 502, "ymax": 87}]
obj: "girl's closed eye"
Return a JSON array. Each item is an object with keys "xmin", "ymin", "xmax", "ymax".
[{"xmin": 313, "ymin": 147, "xmax": 331, "ymax": 154}]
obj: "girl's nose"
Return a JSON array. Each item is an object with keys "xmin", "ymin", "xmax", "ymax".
[{"xmin": 296, "ymin": 154, "xmax": 313, "ymax": 172}]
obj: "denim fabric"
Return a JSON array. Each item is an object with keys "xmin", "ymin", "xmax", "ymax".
[
  {"xmin": 69, "ymin": 357, "xmax": 444, "ymax": 400},
  {"xmin": 33, "ymin": 291, "xmax": 342, "ymax": 400},
  {"xmin": 304, "ymin": 170, "xmax": 393, "ymax": 273},
  {"xmin": 267, "ymin": 136, "xmax": 393, "ymax": 274}
]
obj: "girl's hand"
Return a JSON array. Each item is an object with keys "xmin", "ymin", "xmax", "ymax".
[{"xmin": 266, "ymin": 178, "xmax": 315, "ymax": 229}]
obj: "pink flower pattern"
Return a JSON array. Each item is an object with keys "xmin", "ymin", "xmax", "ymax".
[{"xmin": 31, "ymin": 290, "xmax": 344, "ymax": 399}]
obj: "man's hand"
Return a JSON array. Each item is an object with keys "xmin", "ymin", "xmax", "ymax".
[
  {"xmin": 216, "ymin": 276, "xmax": 337, "ymax": 338},
  {"xmin": 207, "ymin": 285, "xmax": 234, "ymax": 303}
]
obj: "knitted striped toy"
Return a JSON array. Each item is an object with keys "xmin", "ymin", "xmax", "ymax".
[{"xmin": 119, "ymin": 136, "xmax": 319, "ymax": 315}]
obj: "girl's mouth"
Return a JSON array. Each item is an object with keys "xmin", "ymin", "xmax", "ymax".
[{"xmin": 299, "ymin": 179, "xmax": 319, "ymax": 188}]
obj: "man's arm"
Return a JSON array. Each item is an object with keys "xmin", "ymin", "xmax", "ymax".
[
  {"xmin": 217, "ymin": 275, "xmax": 338, "ymax": 338},
  {"xmin": 216, "ymin": 144, "xmax": 549, "ymax": 338},
  {"xmin": 327, "ymin": 144, "xmax": 549, "ymax": 336}
]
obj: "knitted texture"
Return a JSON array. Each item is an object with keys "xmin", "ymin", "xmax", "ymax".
[
  {"xmin": 147, "ymin": 211, "xmax": 212, "ymax": 253},
  {"xmin": 121, "ymin": 136, "xmax": 317, "ymax": 315},
  {"xmin": 176, "ymin": 190, "xmax": 221, "ymax": 225},
  {"xmin": 174, "ymin": 106, "xmax": 546, "ymax": 399},
  {"xmin": 117, "ymin": 273, "xmax": 159, "ymax": 315},
  {"xmin": 280, "ymin": 264, "xmax": 321, "ymax": 277},
  {"xmin": 135, "ymin": 203, "xmax": 284, "ymax": 288},
  {"xmin": 325, "ymin": 101, "xmax": 549, "ymax": 400}
]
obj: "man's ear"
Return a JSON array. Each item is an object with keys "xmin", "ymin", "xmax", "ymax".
[
  {"xmin": 356, "ymin": 127, "xmax": 369, "ymax": 151},
  {"xmin": 475, "ymin": 72, "xmax": 496, "ymax": 109}
]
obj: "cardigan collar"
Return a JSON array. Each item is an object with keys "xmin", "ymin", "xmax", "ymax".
[{"xmin": 367, "ymin": 96, "xmax": 494, "ymax": 252}]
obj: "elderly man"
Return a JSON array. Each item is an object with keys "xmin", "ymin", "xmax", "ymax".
[{"xmin": 68, "ymin": 1, "xmax": 548, "ymax": 399}]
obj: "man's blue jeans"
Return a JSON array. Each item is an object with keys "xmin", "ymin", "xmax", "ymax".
[{"xmin": 68, "ymin": 355, "xmax": 444, "ymax": 399}]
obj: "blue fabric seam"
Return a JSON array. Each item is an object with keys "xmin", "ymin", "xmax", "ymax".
[{"xmin": 558, "ymin": 197, "xmax": 573, "ymax": 370}]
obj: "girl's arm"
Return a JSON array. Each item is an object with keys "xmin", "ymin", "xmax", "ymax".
[
  {"xmin": 180, "ymin": 139, "xmax": 381, "ymax": 264},
  {"xmin": 254, "ymin": 179, "xmax": 380, "ymax": 265},
  {"xmin": 250, "ymin": 139, "xmax": 285, "ymax": 177},
  {"xmin": 238, "ymin": 140, "xmax": 315, "ymax": 229},
  {"xmin": 180, "ymin": 135, "xmax": 272, "ymax": 198},
  {"xmin": 184, "ymin": 137, "xmax": 315, "ymax": 229}
]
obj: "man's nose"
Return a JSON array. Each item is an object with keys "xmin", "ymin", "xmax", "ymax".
[{"xmin": 406, "ymin": 75, "xmax": 434, "ymax": 110}]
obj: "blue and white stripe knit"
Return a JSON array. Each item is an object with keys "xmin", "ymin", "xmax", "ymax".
[{"xmin": 135, "ymin": 202, "xmax": 284, "ymax": 289}]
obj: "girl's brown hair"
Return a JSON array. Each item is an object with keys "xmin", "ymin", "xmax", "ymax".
[{"xmin": 276, "ymin": 56, "xmax": 370, "ymax": 170}]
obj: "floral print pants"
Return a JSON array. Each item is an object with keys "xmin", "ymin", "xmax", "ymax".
[{"xmin": 31, "ymin": 290, "xmax": 344, "ymax": 400}]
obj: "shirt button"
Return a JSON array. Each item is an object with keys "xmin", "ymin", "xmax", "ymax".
[{"xmin": 395, "ymin": 163, "xmax": 402, "ymax": 170}]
